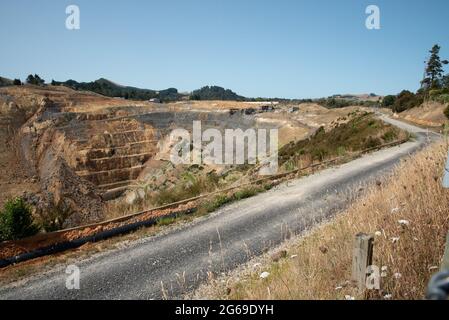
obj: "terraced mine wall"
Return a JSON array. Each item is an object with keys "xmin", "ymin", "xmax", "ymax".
[
  {"xmin": 12, "ymin": 99, "xmax": 280, "ymax": 227},
  {"xmin": 54, "ymin": 109, "xmax": 278, "ymax": 197}
]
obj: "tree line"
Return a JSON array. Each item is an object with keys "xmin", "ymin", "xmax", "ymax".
[{"xmin": 382, "ymin": 44, "xmax": 449, "ymax": 113}]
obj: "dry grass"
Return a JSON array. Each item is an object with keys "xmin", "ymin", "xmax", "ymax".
[{"xmin": 216, "ymin": 142, "xmax": 449, "ymax": 300}]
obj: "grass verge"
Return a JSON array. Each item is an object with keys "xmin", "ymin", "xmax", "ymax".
[{"xmin": 202, "ymin": 142, "xmax": 449, "ymax": 300}]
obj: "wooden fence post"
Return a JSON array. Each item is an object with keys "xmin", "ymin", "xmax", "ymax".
[
  {"xmin": 352, "ymin": 233, "xmax": 374, "ymax": 291},
  {"xmin": 441, "ymin": 231, "xmax": 449, "ymax": 271}
]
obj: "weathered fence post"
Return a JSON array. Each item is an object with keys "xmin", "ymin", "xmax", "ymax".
[
  {"xmin": 352, "ymin": 233, "xmax": 374, "ymax": 291},
  {"xmin": 441, "ymin": 231, "xmax": 449, "ymax": 271},
  {"xmin": 442, "ymin": 150, "xmax": 449, "ymax": 188},
  {"xmin": 426, "ymin": 231, "xmax": 449, "ymax": 300},
  {"xmin": 426, "ymin": 152, "xmax": 449, "ymax": 299}
]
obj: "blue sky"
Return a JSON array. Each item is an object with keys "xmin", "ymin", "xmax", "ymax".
[{"xmin": 0, "ymin": 0, "xmax": 448, "ymax": 98}]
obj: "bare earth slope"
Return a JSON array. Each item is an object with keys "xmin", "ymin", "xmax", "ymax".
[{"xmin": 398, "ymin": 101, "xmax": 447, "ymax": 127}]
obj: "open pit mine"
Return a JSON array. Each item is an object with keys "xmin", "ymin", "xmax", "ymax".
[{"xmin": 0, "ymin": 85, "xmax": 360, "ymax": 229}]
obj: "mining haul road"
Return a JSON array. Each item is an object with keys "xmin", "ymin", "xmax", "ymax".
[{"xmin": 0, "ymin": 115, "xmax": 439, "ymax": 299}]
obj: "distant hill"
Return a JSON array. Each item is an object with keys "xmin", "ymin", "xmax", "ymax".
[
  {"xmin": 1, "ymin": 74, "xmax": 301, "ymax": 102},
  {"xmin": 0, "ymin": 76, "xmax": 13, "ymax": 87},
  {"xmin": 314, "ymin": 93, "xmax": 383, "ymax": 109},
  {"xmin": 190, "ymin": 86, "xmax": 246, "ymax": 101},
  {"xmin": 51, "ymin": 78, "xmax": 181, "ymax": 102},
  {"xmin": 49, "ymin": 79, "xmax": 250, "ymax": 102},
  {"xmin": 331, "ymin": 93, "xmax": 383, "ymax": 102}
]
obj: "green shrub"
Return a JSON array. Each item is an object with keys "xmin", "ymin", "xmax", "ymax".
[
  {"xmin": 234, "ymin": 187, "xmax": 259, "ymax": 200},
  {"xmin": 152, "ymin": 173, "xmax": 220, "ymax": 206},
  {"xmin": 156, "ymin": 215, "xmax": 177, "ymax": 226},
  {"xmin": 39, "ymin": 201, "xmax": 74, "ymax": 232},
  {"xmin": 382, "ymin": 129, "xmax": 397, "ymax": 142},
  {"xmin": 311, "ymin": 148, "xmax": 328, "ymax": 161},
  {"xmin": 203, "ymin": 194, "xmax": 233, "ymax": 213},
  {"xmin": 283, "ymin": 159, "xmax": 296, "ymax": 171},
  {"xmin": 382, "ymin": 95, "xmax": 396, "ymax": 108},
  {"xmin": 336, "ymin": 146, "xmax": 346, "ymax": 156},
  {"xmin": 0, "ymin": 197, "xmax": 39, "ymax": 241},
  {"xmin": 435, "ymin": 94, "xmax": 449, "ymax": 105},
  {"xmin": 392, "ymin": 90, "xmax": 423, "ymax": 113},
  {"xmin": 429, "ymin": 88, "xmax": 449, "ymax": 98},
  {"xmin": 363, "ymin": 136, "xmax": 382, "ymax": 149}
]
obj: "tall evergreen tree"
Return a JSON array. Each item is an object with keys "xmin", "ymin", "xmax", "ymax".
[{"xmin": 421, "ymin": 44, "xmax": 448, "ymax": 89}]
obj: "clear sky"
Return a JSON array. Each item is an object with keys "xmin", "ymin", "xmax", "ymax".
[{"xmin": 1, "ymin": 0, "xmax": 448, "ymax": 98}]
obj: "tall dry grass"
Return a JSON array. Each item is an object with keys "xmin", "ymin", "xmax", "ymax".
[{"xmin": 225, "ymin": 142, "xmax": 449, "ymax": 300}]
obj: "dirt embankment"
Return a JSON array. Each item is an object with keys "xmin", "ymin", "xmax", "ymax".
[
  {"xmin": 398, "ymin": 101, "xmax": 448, "ymax": 127},
  {"xmin": 0, "ymin": 85, "xmax": 127, "ymax": 227},
  {"xmin": 15, "ymin": 97, "xmax": 104, "ymax": 228},
  {"xmin": 0, "ymin": 90, "xmax": 47, "ymax": 208}
]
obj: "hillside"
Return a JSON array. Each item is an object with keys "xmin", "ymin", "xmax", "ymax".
[
  {"xmin": 397, "ymin": 101, "xmax": 448, "ymax": 127},
  {"xmin": 0, "ymin": 76, "xmax": 13, "ymax": 87},
  {"xmin": 190, "ymin": 86, "xmax": 246, "ymax": 101},
  {"xmin": 51, "ymin": 79, "xmax": 252, "ymax": 102},
  {"xmin": 51, "ymin": 78, "xmax": 181, "ymax": 102}
]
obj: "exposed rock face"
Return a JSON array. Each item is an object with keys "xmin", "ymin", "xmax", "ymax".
[
  {"xmin": 0, "ymin": 85, "xmax": 147, "ymax": 227},
  {"xmin": 39, "ymin": 150, "xmax": 103, "ymax": 227},
  {"xmin": 16, "ymin": 96, "xmax": 104, "ymax": 228}
]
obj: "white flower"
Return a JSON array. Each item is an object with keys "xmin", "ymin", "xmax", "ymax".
[
  {"xmin": 391, "ymin": 237, "xmax": 400, "ymax": 244},
  {"xmin": 383, "ymin": 294, "xmax": 392, "ymax": 300},
  {"xmin": 375, "ymin": 231, "xmax": 382, "ymax": 237},
  {"xmin": 345, "ymin": 295, "xmax": 355, "ymax": 300},
  {"xmin": 398, "ymin": 220, "xmax": 410, "ymax": 226},
  {"xmin": 393, "ymin": 272, "xmax": 402, "ymax": 279},
  {"xmin": 260, "ymin": 272, "xmax": 270, "ymax": 279}
]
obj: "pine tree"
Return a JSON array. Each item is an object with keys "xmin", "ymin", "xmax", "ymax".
[
  {"xmin": 421, "ymin": 44, "xmax": 448, "ymax": 89},
  {"xmin": 33, "ymin": 74, "xmax": 45, "ymax": 85}
]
